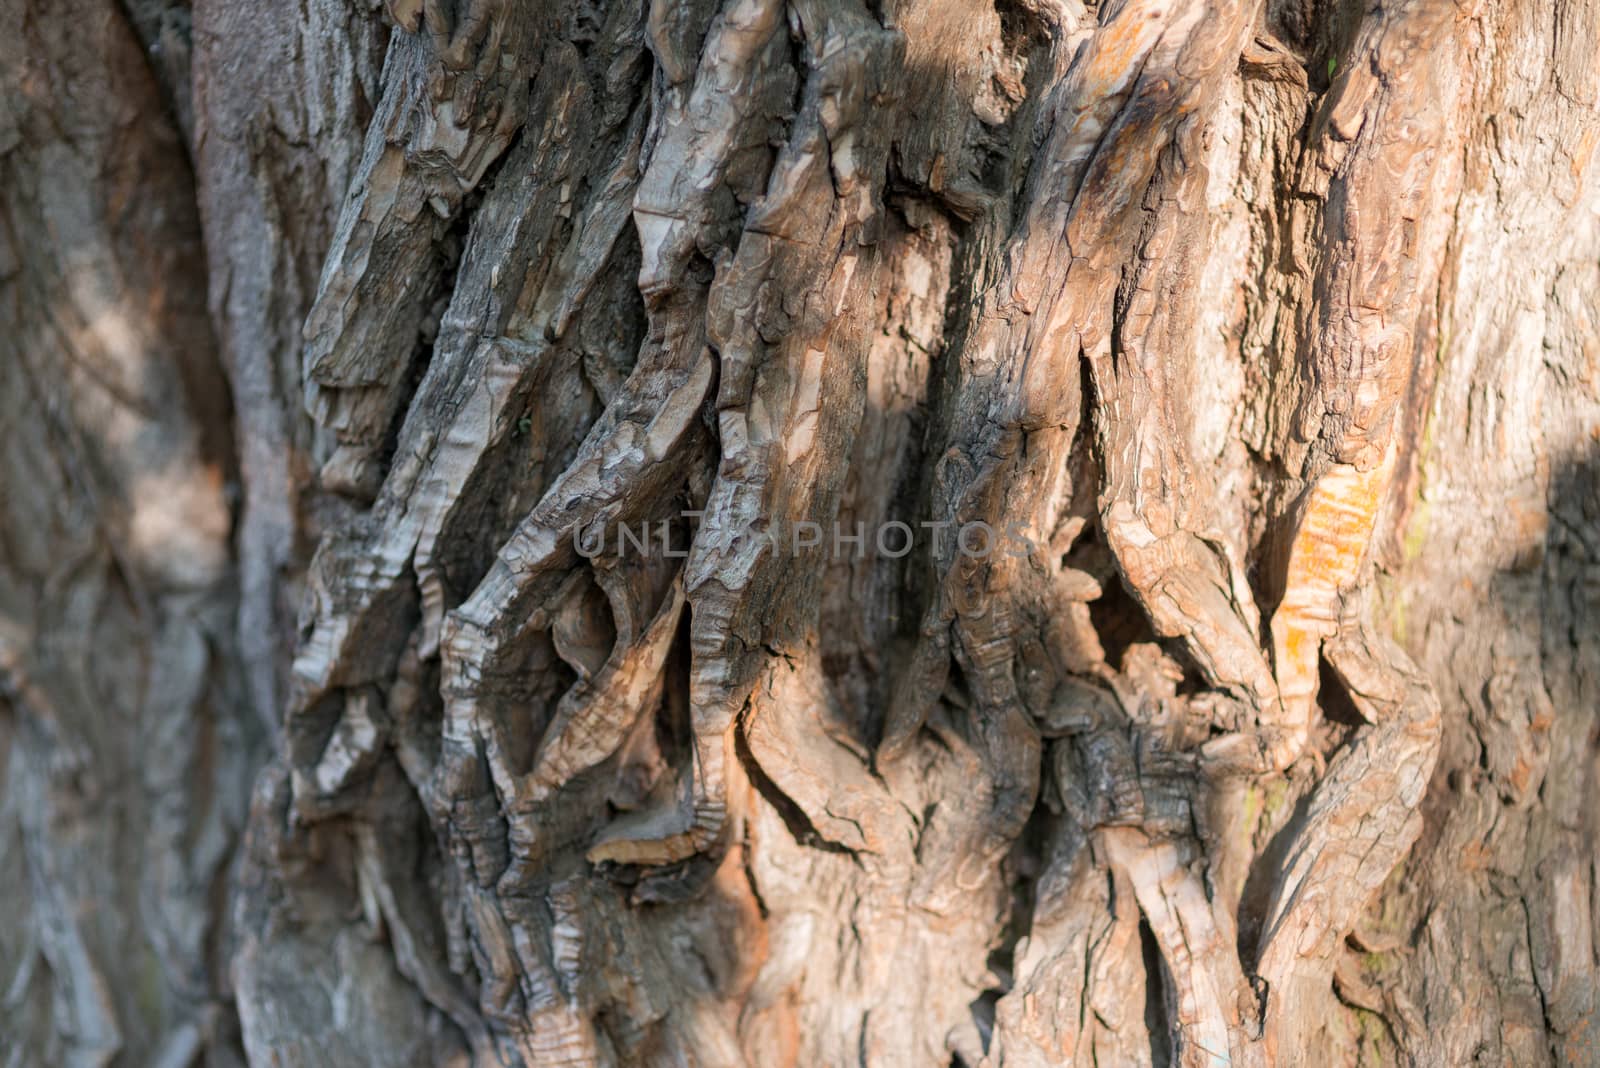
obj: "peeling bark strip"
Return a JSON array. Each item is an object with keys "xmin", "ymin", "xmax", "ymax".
[{"xmin": 5, "ymin": 0, "xmax": 1600, "ymax": 1064}]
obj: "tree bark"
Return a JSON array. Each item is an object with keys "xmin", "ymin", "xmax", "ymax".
[{"xmin": 2, "ymin": 0, "xmax": 1598, "ymax": 1065}]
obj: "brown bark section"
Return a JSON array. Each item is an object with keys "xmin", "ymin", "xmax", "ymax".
[{"xmin": 2, "ymin": 0, "xmax": 1599, "ymax": 1065}]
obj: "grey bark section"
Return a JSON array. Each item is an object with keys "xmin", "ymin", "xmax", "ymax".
[
  {"xmin": 191, "ymin": 0, "xmax": 387, "ymax": 725},
  {"xmin": 3, "ymin": 0, "xmax": 1600, "ymax": 1065},
  {"xmin": 0, "ymin": 0, "xmax": 253, "ymax": 1064}
]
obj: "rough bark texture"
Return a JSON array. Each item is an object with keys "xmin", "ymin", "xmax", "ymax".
[{"xmin": 3, "ymin": 0, "xmax": 1598, "ymax": 1065}]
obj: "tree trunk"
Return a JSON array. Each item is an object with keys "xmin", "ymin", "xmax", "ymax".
[{"xmin": 3, "ymin": 0, "xmax": 1598, "ymax": 1064}]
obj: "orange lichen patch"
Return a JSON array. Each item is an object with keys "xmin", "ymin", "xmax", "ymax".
[
  {"xmin": 1456, "ymin": 840, "xmax": 1492, "ymax": 873},
  {"xmin": 1530, "ymin": 704, "xmax": 1556, "ymax": 734},
  {"xmin": 1078, "ymin": 5, "xmax": 1169, "ymax": 99},
  {"xmin": 1270, "ymin": 446, "xmax": 1398, "ymax": 755},
  {"xmin": 1567, "ymin": 125, "xmax": 1597, "ymax": 191},
  {"xmin": 1508, "ymin": 754, "xmax": 1536, "ymax": 798}
]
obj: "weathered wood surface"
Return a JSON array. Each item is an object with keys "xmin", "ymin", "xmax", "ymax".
[{"xmin": 3, "ymin": 0, "xmax": 1599, "ymax": 1064}]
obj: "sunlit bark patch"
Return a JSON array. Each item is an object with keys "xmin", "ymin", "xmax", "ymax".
[{"xmin": 1267, "ymin": 445, "xmax": 1396, "ymax": 768}]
